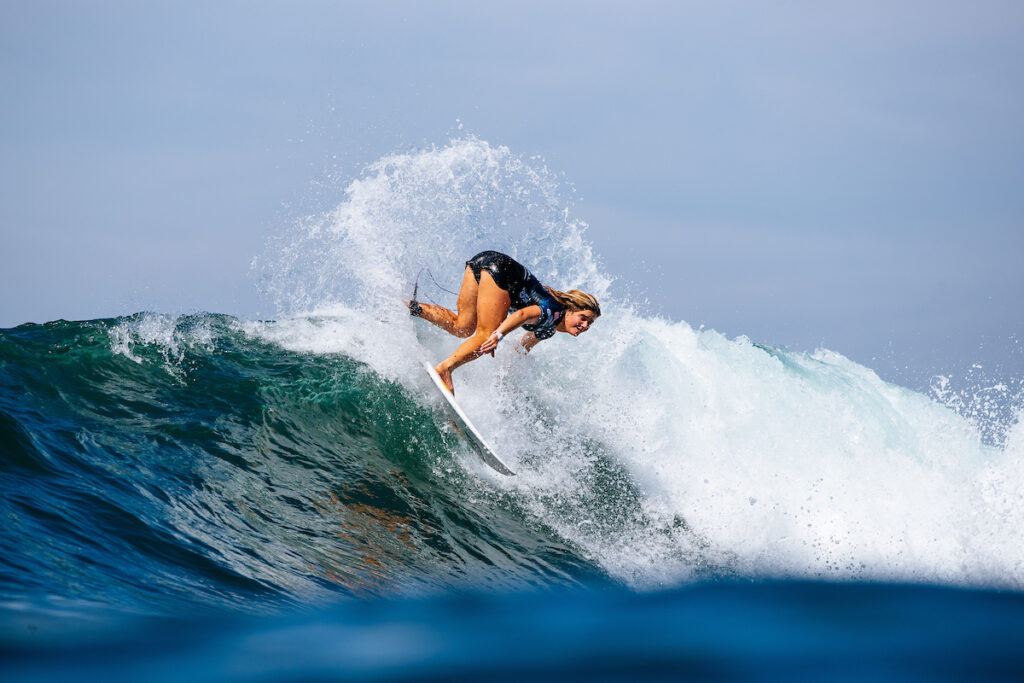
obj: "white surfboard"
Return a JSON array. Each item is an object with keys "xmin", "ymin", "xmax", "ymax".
[{"xmin": 422, "ymin": 361, "xmax": 515, "ymax": 476}]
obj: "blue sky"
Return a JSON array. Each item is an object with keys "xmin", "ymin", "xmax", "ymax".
[{"xmin": 2, "ymin": 1, "xmax": 1022, "ymax": 387}]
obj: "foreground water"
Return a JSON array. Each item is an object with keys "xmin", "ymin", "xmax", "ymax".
[
  {"xmin": 3, "ymin": 138, "xmax": 1022, "ymax": 678},
  {"xmin": 5, "ymin": 582, "xmax": 1024, "ymax": 682}
]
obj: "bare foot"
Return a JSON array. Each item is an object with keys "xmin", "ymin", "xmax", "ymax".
[{"xmin": 435, "ymin": 363, "xmax": 454, "ymax": 394}]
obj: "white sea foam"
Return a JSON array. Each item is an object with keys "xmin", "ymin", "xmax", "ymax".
[
  {"xmin": 108, "ymin": 312, "xmax": 217, "ymax": 381},
  {"xmin": 255, "ymin": 135, "xmax": 609, "ymax": 319},
  {"xmin": 257, "ymin": 137, "xmax": 1024, "ymax": 590}
]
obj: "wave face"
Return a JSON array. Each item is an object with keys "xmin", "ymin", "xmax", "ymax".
[
  {"xmin": 3, "ymin": 138, "xmax": 1023, "ymax": 618},
  {"xmin": 0, "ymin": 313, "xmax": 603, "ymax": 614}
]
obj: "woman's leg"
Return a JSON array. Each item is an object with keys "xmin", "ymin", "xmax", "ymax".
[
  {"xmin": 413, "ymin": 267, "xmax": 478, "ymax": 338},
  {"xmin": 435, "ymin": 271, "xmax": 510, "ymax": 393}
]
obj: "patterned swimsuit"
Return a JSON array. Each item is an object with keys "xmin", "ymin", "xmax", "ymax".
[{"xmin": 466, "ymin": 251, "xmax": 565, "ymax": 340}]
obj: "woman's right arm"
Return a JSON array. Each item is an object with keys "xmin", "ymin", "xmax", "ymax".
[{"xmin": 479, "ymin": 306, "xmax": 541, "ymax": 353}]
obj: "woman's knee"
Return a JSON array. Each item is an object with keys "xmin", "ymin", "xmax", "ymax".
[{"xmin": 452, "ymin": 317, "xmax": 476, "ymax": 338}]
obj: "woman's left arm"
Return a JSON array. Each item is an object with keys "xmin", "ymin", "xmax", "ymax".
[{"xmin": 516, "ymin": 332, "xmax": 542, "ymax": 354}]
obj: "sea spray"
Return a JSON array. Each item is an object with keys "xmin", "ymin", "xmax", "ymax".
[
  {"xmin": 255, "ymin": 137, "xmax": 1024, "ymax": 590},
  {"xmin": 256, "ymin": 136, "xmax": 610, "ymax": 320}
]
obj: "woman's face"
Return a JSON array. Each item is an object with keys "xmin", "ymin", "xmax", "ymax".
[{"xmin": 564, "ymin": 310, "xmax": 597, "ymax": 336}]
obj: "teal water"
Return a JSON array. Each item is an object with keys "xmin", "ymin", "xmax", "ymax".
[
  {"xmin": 4, "ymin": 137, "xmax": 1024, "ymax": 678},
  {"xmin": 3, "ymin": 312, "xmax": 1024, "ymax": 682},
  {"xmin": 0, "ymin": 314, "xmax": 602, "ymax": 617}
]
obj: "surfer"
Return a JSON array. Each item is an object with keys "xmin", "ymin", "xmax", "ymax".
[{"xmin": 409, "ymin": 250, "xmax": 601, "ymax": 393}]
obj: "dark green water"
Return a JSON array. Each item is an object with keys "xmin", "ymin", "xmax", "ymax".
[
  {"xmin": 4, "ymin": 313, "xmax": 1024, "ymax": 681},
  {"xmin": 0, "ymin": 313, "xmax": 602, "ymax": 616}
]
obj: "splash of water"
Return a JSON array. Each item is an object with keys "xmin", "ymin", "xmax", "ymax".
[
  {"xmin": 254, "ymin": 137, "xmax": 1024, "ymax": 590},
  {"xmin": 257, "ymin": 136, "xmax": 610, "ymax": 318}
]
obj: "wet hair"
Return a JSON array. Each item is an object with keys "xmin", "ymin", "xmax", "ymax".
[{"xmin": 545, "ymin": 288, "xmax": 601, "ymax": 318}]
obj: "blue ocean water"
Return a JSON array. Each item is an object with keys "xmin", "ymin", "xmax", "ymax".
[{"xmin": 3, "ymin": 139, "xmax": 1023, "ymax": 679}]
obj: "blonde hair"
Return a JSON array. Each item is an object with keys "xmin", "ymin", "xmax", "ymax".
[{"xmin": 545, "ymin": 288, "xmax": 601, "ymax": 317}]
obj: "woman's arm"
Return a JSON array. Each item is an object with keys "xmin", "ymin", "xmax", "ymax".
[
  {"xmin": 516, "ymin": 331, "xmax": 542, "ymax": 354},
  {"xmin": 478, "ymin": 305, "xmax": 541, "ymax": 354}
]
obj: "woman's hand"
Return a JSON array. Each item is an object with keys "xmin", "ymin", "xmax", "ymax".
[
  {"xmin": 479, "ymin": 330, "xmax": 503, "ymax": 355},
  {"xmin": 479, "ymin": 307, "xmax": 539, "ymax": 357}
]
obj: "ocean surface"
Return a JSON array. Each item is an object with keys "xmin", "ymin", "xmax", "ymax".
[{"xmin": 3, "ymin": 139, "xmax": 1023, "ymax": 680}]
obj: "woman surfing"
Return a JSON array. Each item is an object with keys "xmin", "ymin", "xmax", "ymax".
[{"xmin": 409, "ymin": 251, "xmax": 601, "ymax": 394}]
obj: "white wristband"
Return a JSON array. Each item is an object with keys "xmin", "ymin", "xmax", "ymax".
[{"xmin": 495, "ymin": 332, "xmax": 504, "ymax": 341}]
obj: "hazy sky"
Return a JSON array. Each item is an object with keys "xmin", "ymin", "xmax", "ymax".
[{"xmin": 2, "ymin": 1, "xmax": 1022, "ymax": 387}]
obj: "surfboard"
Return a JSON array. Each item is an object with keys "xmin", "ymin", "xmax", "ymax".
[{"xmin": 422, "ymin": 361, "xmax": 515, "ymax": 476}]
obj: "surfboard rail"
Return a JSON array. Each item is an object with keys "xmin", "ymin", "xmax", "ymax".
[{"xmin": 422, "ymin": 361, "xmax": 515, "ymax": 476}]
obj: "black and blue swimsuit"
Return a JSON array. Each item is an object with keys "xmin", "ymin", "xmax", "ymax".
[{"xmin": 466, "ymin": 251, "xmax": 565, "ymax": 340}]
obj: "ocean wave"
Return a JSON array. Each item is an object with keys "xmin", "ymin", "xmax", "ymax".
[{"xmin": 2, "ymin": 138, "xmax": 1022, "ymax": 620}]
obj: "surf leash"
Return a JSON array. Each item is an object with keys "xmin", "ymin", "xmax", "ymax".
[
  {"xmin": 408, "ymin": 277, "xmax": 423, "ymax": 317},
  {"xmin": 409, "ymin": 267, "xmax": 459, "ymax": 316}
]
